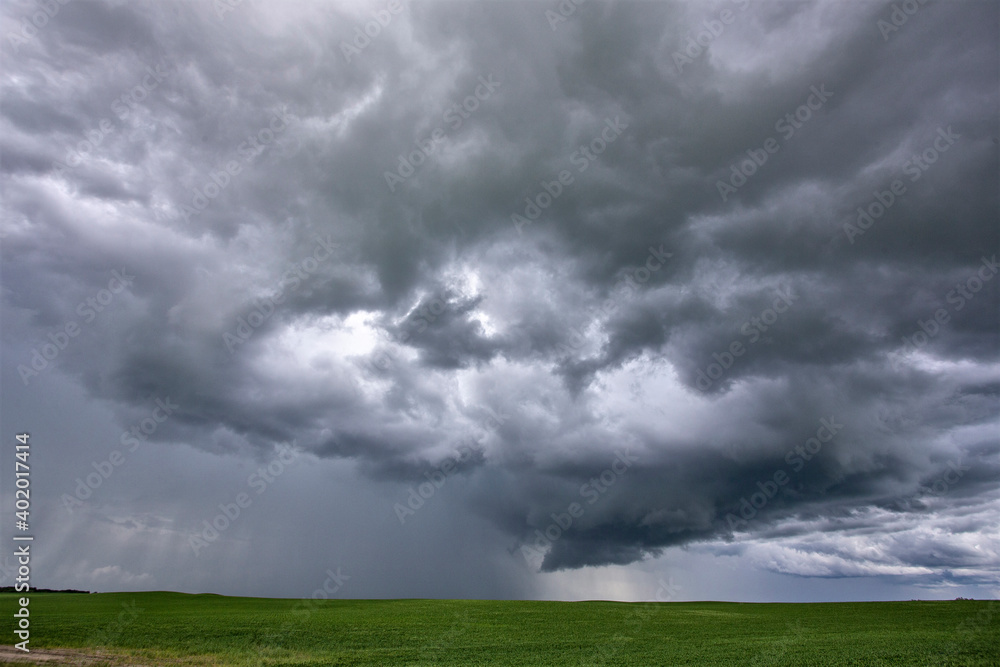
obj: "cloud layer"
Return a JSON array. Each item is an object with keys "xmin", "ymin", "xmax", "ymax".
[{"xmin": 1, "ymin": 0, "xmax": 997, "ymax": 595}]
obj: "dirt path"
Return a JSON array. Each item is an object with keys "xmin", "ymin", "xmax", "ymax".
[{"xmin": 0, "ymin": 646, "xmax": 171, "ymax": 666}]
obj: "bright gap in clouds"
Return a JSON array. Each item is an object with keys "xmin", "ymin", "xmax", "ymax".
[{"xmin": 266, "ymin": 311, "xmax": 381, "ymax": 366}]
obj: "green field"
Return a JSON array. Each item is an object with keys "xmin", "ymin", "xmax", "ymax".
[{"xmin": 2, "ymin": 592, "xmax": 998, "ymax": 665}]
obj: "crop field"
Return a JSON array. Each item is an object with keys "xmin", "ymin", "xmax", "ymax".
[{"xmin": 1, "ymin": 593, "xmax": 997, "ymax": 666}]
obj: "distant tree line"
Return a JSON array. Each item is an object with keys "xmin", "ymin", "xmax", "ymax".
[{"xmin": 0, "ymin": 586, "xmax": 91, "ymax": 594}]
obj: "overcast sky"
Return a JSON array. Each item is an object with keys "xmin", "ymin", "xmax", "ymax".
[{"xmin": 0, "ymin": 0, "xmax": 997, "ymax": 603}]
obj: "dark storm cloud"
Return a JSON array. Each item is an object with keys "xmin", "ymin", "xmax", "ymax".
[{"xmin": 1, "ymin": 0, "xmax": 997, "ymax": 593}]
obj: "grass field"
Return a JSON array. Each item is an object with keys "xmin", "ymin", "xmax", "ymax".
[{"xmin": 3, "ymin": 592, "xmax": 998, "ymax": 665}]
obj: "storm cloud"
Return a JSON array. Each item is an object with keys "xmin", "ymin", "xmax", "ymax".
[{"xmin": 1, "ymin": 0, "xmax": 997, "ymax": 600}]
